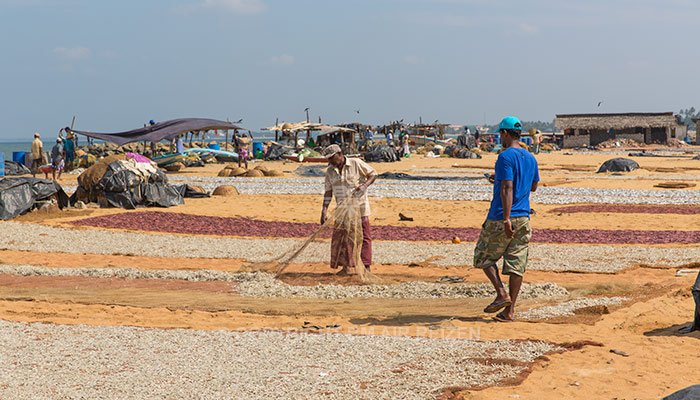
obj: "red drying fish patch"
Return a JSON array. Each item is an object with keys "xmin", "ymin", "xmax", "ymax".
[
  {"xmin": 550, "ymin": 205, "xmax": 700, "ymax": 215},
  {"xmin": 70, "ymin": 211, "xmax": 700, "ymax": 244}
]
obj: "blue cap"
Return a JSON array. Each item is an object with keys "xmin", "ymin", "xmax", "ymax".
[
  {"xmin": 494, "ymin": 116, "xmax": 522, "ymax": 133},
  {"xmin": 149, "ymin": 120, "xmax": 155, "ymax": 125}
]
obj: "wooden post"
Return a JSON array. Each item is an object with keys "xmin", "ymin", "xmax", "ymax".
[{"xmin": 189, "ymin": 131, "xmax": 193, "ymax": 147}]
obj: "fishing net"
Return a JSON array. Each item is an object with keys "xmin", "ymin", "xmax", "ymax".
[{"xmin": 250, "ymin": 192, "xmax": 379, "ymax": 283}]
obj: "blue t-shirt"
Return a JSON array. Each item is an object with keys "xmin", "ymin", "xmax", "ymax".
[
  {"xmin": 62, "ymin": 138, "xmax": 74, "ymax": 152},
  {"xmin": 487, "ymin": 147, "xmax": 539, "ymax": 221}
]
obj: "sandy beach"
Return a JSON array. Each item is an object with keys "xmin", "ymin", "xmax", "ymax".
[{"xmin": 1, "ymin": 148, "xmax": 700, "ymax": 399}]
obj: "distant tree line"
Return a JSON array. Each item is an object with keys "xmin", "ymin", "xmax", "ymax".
[
  {"xmin": 479, "ymin": 119, "xmax": 557, "ymax": 133},
  {"xmin": 678, "ymin": 107, "xmax": 700, "ymax": 130}
]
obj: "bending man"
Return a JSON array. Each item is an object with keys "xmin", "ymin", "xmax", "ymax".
[
  {"xmin": 321, "ymin": 144, "xmax": 377, "ymax": 275},
  {"xmin": 474, "ymin": 116, "xmax": 539, "ymax": 322},
  {"xmin": 680, "ymin": 271, "xmax": 700, "ymax": 333}
]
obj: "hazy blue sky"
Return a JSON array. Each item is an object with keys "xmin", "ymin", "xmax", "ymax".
[{"xmin": 1, "ymin": 0, "xmax": 698, "ymax": 140}]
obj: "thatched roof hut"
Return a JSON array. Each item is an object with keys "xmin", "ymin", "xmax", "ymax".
[
  {"xmin": 554, "ymin": 112, "xmax": 685, "ymax": 148},
  {"xmin": 555, "ymin": 112, "xmax": 677, "ymax": 130}
]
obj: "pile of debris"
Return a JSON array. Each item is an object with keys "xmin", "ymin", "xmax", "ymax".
[
  {"xmin": 666, "ymin": 138, "xmax": 689, "ymax": 148},
  {"xmin": 75, "ymin": 141, "xmax": 226, "ymax": 159},
  {"xmin": 217, "ymin": 164, "xmax": 283, "ymax": 177},
  {"xmin": 595, "ymin": 138, "xmax": 645, "ymax": 150},
  {"xmin": 444, "ymin": 145, "xmax": 481, "ymax": 159}
]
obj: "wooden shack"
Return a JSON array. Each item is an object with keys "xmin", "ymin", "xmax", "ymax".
[{"xmin": 555, "ymin": 112, "xmax": 687, "ymax": 148}]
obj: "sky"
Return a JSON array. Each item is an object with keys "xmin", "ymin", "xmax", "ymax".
[{"xmin": 0, "ymin": 0, "xmax": 699, "ymax": 140}]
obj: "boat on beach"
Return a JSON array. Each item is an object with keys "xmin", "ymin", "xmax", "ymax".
[
  {"xmin": 152, "ymin": 153, "xmax": 186, "ymax": 167},
  {"xmin": 408, "ymin": 135, "xmax": 451, "ymax": 146},
  {"xmin": 283, "ymin": 155, "xmax": 328, "ymax": 163},
  {"xmin": 187, "ymin": 147, "xmax": 239, "ymax": 162}
]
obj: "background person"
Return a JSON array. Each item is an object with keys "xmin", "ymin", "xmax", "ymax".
[
  {"xmin": 50, "ymin": 138, "xmax": 65, "ymax": 180},
  {"xmin": 680, "ymin": 271, "xmax": 700, "ymax": 334},
  {"xmin": 30, "ymin": 132, "xmax": 44, "ymax": 178},
  {"xmin": 321, "ymin": 144, "xmax": 377, "ymax": 275},
  {"xmin": 61, "ymin": 128, "xmax": 75, "ymax": 171},
  {"xmin": 236, "ymin": 131, "xmax": 253, "ymax": 168},
  {"xmin": 529, "ymin": 128, "xmax": 543, "ymax": 154},
  {"xmin": 474, "ymin": 116, "xmax": 539, "ymax": 322}
]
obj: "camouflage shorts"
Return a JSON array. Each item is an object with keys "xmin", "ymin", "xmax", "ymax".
[{"xmin": 473, "ymin": 217, "xmax": 532, "ymax": 276}]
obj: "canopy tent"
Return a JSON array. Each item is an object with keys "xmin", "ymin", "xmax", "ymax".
[
  {"xmin": 67, "ymin": 118, "xmax": 242, "ymax": 146},
  {"xmin": 263, "ymin": 121, "xmax": 356, "ymax": 146}
]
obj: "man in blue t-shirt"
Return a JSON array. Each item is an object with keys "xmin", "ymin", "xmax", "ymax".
[{"xmin": 474, "ymin": 116, "xmax": 539, "ymax": 322}]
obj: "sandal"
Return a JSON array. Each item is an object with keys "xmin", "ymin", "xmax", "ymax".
[
  {"xmin": 483, "ymin": 299, "xmax": 512, "ymax": 313},
  {"xmin": 493, "ymin": 311, "xmax": 515, "ymax": 322}
]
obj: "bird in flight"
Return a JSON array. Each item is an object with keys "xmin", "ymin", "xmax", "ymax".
[
  {"xmin": 234, "ymin": 118, "xmax": 243, "ymax": 123},
  {"xmin": 597, "ymin": 101, "xmax": 603, "ymax": 107},
  {"xmin": 354, "ymin": 109, "xmax": 360, "ymax": 114}
]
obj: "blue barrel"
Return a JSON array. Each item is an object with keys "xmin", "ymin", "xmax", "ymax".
[
  {"xmin": 208, "ymin": 143, "xmax": 221, "ymax": 151},
  {"xmin": 0, "ymin": 153, "xmax": 4, "ymax": 177},
  {"xmin": 252, "ymin": 142, "xmax": 263, "ymax": 155},
  {"xmin": 524, "ymin": 137, "xmax": 532, "ymax": 146},
  {"xmin": 12, "ymin": 151, "xmax": 25, "ymax": 165},
  {"xmin": 495, "ymin": 134, "xmax": 501, "ymax": 144}
]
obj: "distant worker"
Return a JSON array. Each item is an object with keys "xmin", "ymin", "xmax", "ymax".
[
  {"xmin": 466, "ymin": 126, "xmax": 471, "ymax": 136},
  {"xmin": 400, "ymin": 130, "xmax": 410, "ymax": 156},
  {"xmin": 529, "ymin": 128, "xmax": 542, "ymax": 154},
  {"xmin": 680, "ymin": 271, "xmax": 700, "ymax": 334},
  {"xmin": 365, "ymin": 127, "xmax": 374, "ymax": 150},
  {"xmin": 50, "ymin": 138, "xmax": 65, "ymax": 181},
  {"xmin": 321, "ymin": 144, "xmax": 378, "ymax": 275},
  {"xmin": 474, "ymin": 127, "xmax": 480, "ymax": 146},
  {"xmin": 386, "ymin": 130, "xmax": 393, "ymax": 146},
  {"xmin": 236, "ymin": 130, "xmax": 253, "ymax": 169},
  {"xmin": 30, "ymin": 132, "xmax": 44, "ymax": 178},
  {"xmin": 474, "ymin": 116, "xmax": 539, "ymax": 322},
  {"xmin": 61, "ymin": 128, "xmax": 75, "ymax": 171},
  {"xmin": 176, "ymin": 134, "xmax": 184, "ymax": 154}
]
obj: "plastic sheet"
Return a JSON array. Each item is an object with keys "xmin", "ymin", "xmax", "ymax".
[
  {"xmin": 597, "ymin": 158, "xmax": 639, "ymax": 173},
  {"xmin": 0, "ymin": 177, "xmax": 69, "ymax": 220}
]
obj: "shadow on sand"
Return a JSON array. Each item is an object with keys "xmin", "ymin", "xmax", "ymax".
[
  {"xmin": 644, "ymin": 323, "xmax": 700, "ymax": 339},
  {"xmin": 349, "ymin": 315, "xmax": 489, "ymax": 327}
]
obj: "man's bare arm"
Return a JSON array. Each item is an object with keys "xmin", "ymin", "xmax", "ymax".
[
  {"xmin": 501, "ymin": 180, "xmax": 514, "ymax": 238},
  {"xmin": 321, "ymin": 189, "xmax": 333, "ymax": 224},
  {"xmin": 531, "ymin": 181, "xmax": 538, "ymax": 192}
]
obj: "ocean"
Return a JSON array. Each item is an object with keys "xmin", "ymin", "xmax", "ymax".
[
  {"xmin": 0, "ymin": 133, "xmax": 279, "ymax": 163},
  {"xmin": 0, "ymin": 141, "xmax": 34, "ymax": 163}
]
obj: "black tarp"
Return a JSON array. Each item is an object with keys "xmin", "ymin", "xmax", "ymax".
[
  {"xmin": 377, "ymin": 172, "xmax": 482, "ymax": 181},
  {"xmin": 4, "ymin": 161, "xmax": 31, "ymax": 176},
  {"xmin": 663, "ymin": 385, "xmax": 700, "ymax": 400},
  {"xmin": 364, "ymin": 144, "xmax": 400, "ymax": 162},
  {"xmin": 265, "ymin": 143, "xmax": 294, "ymax": 161},
  {"xmin": 67, "ymin": 118, "xmax": 242, "ymax": 146},
  {"xmin": 293, "ymin": 165, "xmax": 328, "ymax": 177},
  {"xmin": 173, "ymin": 184, "xmax": 211, "ymax": 198},
  {"xmin": 71, "ymin": 160, "xmax": 184, "ymax": 209},
  {"xmin": 597, "ymin": 158, "xmax": 639, "ymax": 173},
  {"xmin": 0, "ymin": 177, "xmax": 69, "ymax": 220}
]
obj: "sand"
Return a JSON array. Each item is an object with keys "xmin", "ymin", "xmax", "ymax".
[{"xmin": 2, "ymin": 147, "xmax": 700, "ymax": 399}]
